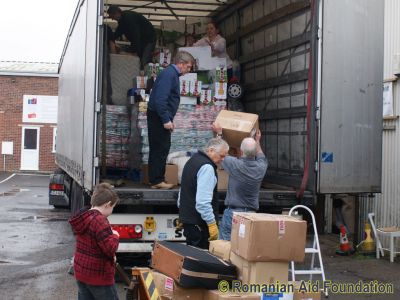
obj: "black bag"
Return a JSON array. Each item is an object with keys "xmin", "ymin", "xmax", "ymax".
[{"xmin": 151, "ymin": 241, "xmax": 237, "ymax": 289}]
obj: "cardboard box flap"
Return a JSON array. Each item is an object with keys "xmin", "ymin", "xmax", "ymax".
[{"xmin": 235, "ymin": 212, "xmax": 306, "ymax": 223}]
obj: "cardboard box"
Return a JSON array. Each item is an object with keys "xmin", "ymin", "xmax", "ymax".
[
  {"xmin": 209, "ymin": 240, "xmax": 231, "ymax": 261},
  {"xmin": 230, "ymin": 251, "xmax": 288, "ymax": 284},
  {"xmin": 205, "ymin": 290, "xmax": 260, "ymax": 300},
  {"xmin": 152, "ymin": 271, "xmax": 205, "ymax": 300},
  {"xmin": 215, "ymin": 110, "xmax": 259, "ymax": 148},
  {"xmin": 217, "ymin": 169, "xmax": 229, "ymax": 190},
  {"xmin": 142, "ymin": 164, "xmax": 178, "ymax": 185},
  {"xmin": 231, "ymin": 213, "xmax": 307, "ymax": 262},
  {"xmin": 292, "ymin": 281, "xmax": 321, "ymax": 300}
]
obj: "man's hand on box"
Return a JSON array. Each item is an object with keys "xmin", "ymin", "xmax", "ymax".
[{"xmin": 212, "ymin": 122, "xmax": 222, "ymax": 135}]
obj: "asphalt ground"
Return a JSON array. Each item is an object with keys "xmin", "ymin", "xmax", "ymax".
[{"xmin": 0, "ymin": 173, "xmax": 398, "ymax": 299}]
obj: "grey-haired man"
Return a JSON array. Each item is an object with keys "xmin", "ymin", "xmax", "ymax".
[{"xmin": 212, "ymin": 122, "xmax": 268, "ymax": 240}]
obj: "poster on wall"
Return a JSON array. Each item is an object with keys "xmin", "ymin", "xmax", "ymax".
[
  {"xmin": 383, "ymin": 82, "xmax": 393, "ymax": 117},
  {"xmin": 22, "ymin": 95, "xmax": 58, "ymax": 124}
]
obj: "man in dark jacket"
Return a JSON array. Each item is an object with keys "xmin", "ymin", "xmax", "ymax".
[
  {"xmin": 107, "ymin": 5, "xmax": 156, "ymax": 68},
  {"xmin": 178, "ymin": 138, "xmax": 229, "ymax": 249},
  {"xmin": 147, "ymin": 51, "xmax": 195, "ymax": 189}
]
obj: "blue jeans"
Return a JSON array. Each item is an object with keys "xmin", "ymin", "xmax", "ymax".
[
  {"xmin": 219, "ymin": 207, "xmax": 255, "ymax": 241},
  {"xmin": 77, "ymin": 281, "xmax": 119, "ymax": 300}
]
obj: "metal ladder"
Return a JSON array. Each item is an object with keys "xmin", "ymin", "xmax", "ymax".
[{"xmin": 289, "ymin": 205, "xmax": 327, "ymax": 295}]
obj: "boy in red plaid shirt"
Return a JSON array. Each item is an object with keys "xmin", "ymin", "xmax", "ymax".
[{"xmin": 69, "ymin": 183, "xmax": 120, "ymax": 300}]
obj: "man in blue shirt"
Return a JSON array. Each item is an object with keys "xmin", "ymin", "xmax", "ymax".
[
  {"xmin": 212, "ymin": 122, "xmax": 268, "ymax": 240},
  {"xmin": 178, "ymin": 138, "xmax": 229, "ymax": 249},
  {"xmin": 147, "ymin": 51, "xmax": 194, "ymax": 189}
]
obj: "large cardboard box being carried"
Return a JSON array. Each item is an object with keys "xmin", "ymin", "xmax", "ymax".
[
  {"xmin": 142, "ymin": 164, "xmax": 178, "ymax": 185},
  {"xmin": 215, "ymin": 110, "xmax": 259, "ymax": 148},
  {"xmin": 231, "ymin": 213, "xmax": 307, "ymax": 262},
  {"xmin": 209, "ymin": 240, "xmax": 231, "ymax": 261},
  {"xmin": 152, "ymin": 270, "xmax": 205, "ymax": 300},
  {"xmin": 205, "ymin": 290, "xmax": 260, "ymax": 300},
  {"xmin": 230, "ymin": 251, "xmax": 288, "ymax": 284}
]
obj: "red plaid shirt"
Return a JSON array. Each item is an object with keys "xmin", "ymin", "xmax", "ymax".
[{"xmin": 69, "ymin": 208, "xmax": 119, "ymax": 285}]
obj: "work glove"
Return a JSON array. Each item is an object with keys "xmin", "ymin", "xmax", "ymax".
[
  {"xmin": 174, "ymin": 218, "xmax": 183, "ymax": 230},
  {"xmin": 208, "ymin": 222, "xmax": 219, "ymax": 241}
]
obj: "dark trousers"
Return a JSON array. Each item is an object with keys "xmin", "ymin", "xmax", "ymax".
[
  {"xmin": 77, "ymin": 281, "xmax": 119, "ymax": 300},
  {"xmin": 147, "ymin": 109, "xmax": 171, "ymax": 185},
  {"xmin": 141, "ymin": 41, "xmax": 156, "ymax": 69},
  {"xmin": 183, "ymin": 223, "xmax": 209, "ymax": 250}
]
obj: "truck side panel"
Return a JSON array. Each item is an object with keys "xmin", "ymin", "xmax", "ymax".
[
  {"xmin": 57, "ymin": 0, "xmax": 98, "ymax": 191},
  {"xmin": 318, "ymin": 0, "xmax": 383, "ymax": 193},
  {"xmin": 217, "ymin": 0, "xmax": 314, "ymax": 190},
  {"xmin": 82, "ymin": 0, "xmax": 101, "ymax": 190}
]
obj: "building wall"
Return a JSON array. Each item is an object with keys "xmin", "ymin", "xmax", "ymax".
[
  {"xmin": 0, "ymin": 75, "xmax": 58, "ymax": 172},
  {"xmin": 359, "ymin": 0, "xmax": 400, "ymax": 245}
]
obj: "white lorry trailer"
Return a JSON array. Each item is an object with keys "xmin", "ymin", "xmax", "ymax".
[{"xmin": 49, "ymin": 0, "xmax": 384, "ymax": 253}]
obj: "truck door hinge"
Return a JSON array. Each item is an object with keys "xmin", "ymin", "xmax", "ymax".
[
  {"xmin": 315, "ymin": 161, "xmax": 319, "ymax": 172},
  {"xmin": 317, "ymin": 28, "xmax": 322, "ymax": 40},
  {"xmin": 95, "ymin": 102, "xmax": 101, "ymax": 112},
  {"xmin": 315, "ymin": 107, "xmax": 320, "ymax": 120},
  {"xmin": 98, "ymin": 15, "xmax": 104, "ymax": 26},
  {"xmin": 94, "ymin": 157, "xmax": 99, "ymax": 167}
]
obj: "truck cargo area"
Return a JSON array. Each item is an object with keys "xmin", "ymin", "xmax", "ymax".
[{"xmin": 54, "ymin": 0, "xmax": 383, "ymax": 236}]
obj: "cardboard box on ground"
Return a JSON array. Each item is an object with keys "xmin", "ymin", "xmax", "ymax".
[
  {"xmin": 215, "ymin": 110, "xmax": 259, "ymax": 149},
  {"xmin": 152, "ymin": 270, "xmax": 204, "ymax": 300},
  {"xmin": 230, "ymin": 251, "xmax": 288, "ymax": 285},
  {"xmin": 209, "ymin": 240, "xmax": 231, "ymax": 261},
  {"xmin": 231, "ymin": 212, "xmax": 307, "ymax": 262},
  {"xmin": 291, "ymin": 281, "xmax": 322, "ymax": 300},
  {"xmin": 209, "ymin": 240, "xmax": 289, "ymax": 285},
  {"xmin": 205, "ymin": 290, "xmax": 260, "ymax": 300},
  {"xmin": 141, "ymin": 164, "xmax": 178, "ymax": 185}
]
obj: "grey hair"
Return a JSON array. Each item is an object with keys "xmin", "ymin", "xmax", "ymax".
[
  {"xmin": 174, "ymin": 51, "xmax": 195, "ymax": 64},
  {"xmin": 204, "ymin": 138, "xmax": 229, "ymax": 154},
  {"xmin": 240, "ymin": 137, "xmax": 257, "ymax": 158}
]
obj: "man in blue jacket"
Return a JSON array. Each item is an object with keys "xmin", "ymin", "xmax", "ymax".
[{"xmin": 147, "ymin": 51, "xmax": 195, "ymax": 189}]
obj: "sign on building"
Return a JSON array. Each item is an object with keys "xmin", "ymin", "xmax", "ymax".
[{"xmin": 22, "ymin": 95, "xmax": 58, "ymax": 123}]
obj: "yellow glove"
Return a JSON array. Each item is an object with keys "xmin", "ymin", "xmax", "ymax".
[{"xmin": 208, "ymin": 222, "xmax": 219, "ymax": 241}]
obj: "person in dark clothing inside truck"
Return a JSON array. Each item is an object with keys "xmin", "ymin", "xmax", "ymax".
[
  {"xmin": 107, "ymin": 5, "xmax": 156, "ymax": 68},
  {"xmin": 147, "ymin": 51, "xmax": 194, "ymax": 189}
]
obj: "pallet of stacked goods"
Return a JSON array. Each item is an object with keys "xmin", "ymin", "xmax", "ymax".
[{"xmin": 100, "ymin": 105, "xmax": 131, "ymax": 170}]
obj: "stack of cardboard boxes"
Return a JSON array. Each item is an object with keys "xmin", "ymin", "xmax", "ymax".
[
  {"xmin": 146, "ymin": 212, "xmax": 321, "ymax": 299},
  {"xmin": 209, "ymin": 212, "xmax": 321, "ymax": 300}
]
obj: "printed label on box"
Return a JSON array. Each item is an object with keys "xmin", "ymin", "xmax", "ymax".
[
  {"xmin": 278, "ymin": 220, "xmax": 286, "ymax": 235},
  {"xmin": 137, "ymin": 76, "xmax": 148, "ymax": 89},
  {"xmin": 239, "ymin": 223, "xmax": 246, "ymax": 238},
  {"xmin": 214, "ymin": 82, "xmax": 227, "ymax": 99},
  {"xmin": 165, "ymin": 277, "xmax": 174, "ymax": 291},
  {"xmin": 200, "ymin": 89, "xmax": 213, "ymax": 105},
  {"xmin": 190, "ymin": 80, "xmax": 202, "ymax": 97}
]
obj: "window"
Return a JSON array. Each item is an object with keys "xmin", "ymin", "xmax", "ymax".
[{"xmin": 52, "ymin": 127, "xmax": 57, "ymax": 153}]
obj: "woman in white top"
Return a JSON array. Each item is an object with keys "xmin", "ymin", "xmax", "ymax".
[{"xmin": 193, "ymin": 21, "xmax": 233, "ymax": 69}]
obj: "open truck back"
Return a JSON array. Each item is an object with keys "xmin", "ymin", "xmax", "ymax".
[{"xmin": 50, "ymin": 0, "xmax": 383, "ymax": 253}]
